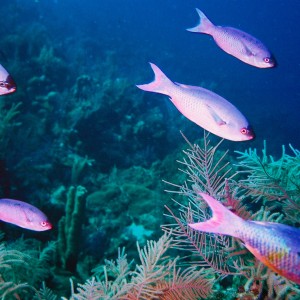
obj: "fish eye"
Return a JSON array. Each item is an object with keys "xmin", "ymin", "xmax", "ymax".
[
  {"xmin": 41, "ymin": 221, "xmax": 48, "ymax": 227},
  {"xmin": 240, "ymin": 128, "xmax": 248, "ymax": 135},
  {"xmin": 263, "ymin": 57, "xmax": 271, "ymax": 63}
]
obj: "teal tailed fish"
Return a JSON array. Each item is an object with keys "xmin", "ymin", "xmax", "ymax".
[{"xmin": 189, "ymin": 192, "xmax": 300, "ymax": 284}]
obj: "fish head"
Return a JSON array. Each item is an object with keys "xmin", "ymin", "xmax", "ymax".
[
  {"xmin": 21, "ymin": 208, "xmax": 52, "ymax": 231},
  {"xmin": 252, "ymin": 53, "xmax": 276, "ymax": 68},
  {"xmin": 27, "ymin": 217, "xmax": 52, "ymax": 231},
  {"xmin": 239, "ymin": 125, "xmax": 255, "ymax": 140},
  {"xmin": 21, "ymin": 217, "xmax": 52, "ymax": 231},
  {"xmin": 218, "ymin": 123, "xmax": 255, "ymax": 141},
  {"xmin": 0, "ymin": 64, "xmax": 17, "ymax": 95},
  {"xmin": 37, "ymin": 220, "xmax": 53, "ymax": 231}
]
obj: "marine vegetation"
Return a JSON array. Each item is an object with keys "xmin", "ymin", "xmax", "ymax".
[
  {"xmin": 162, "ymin": 132, "xmax": 300, "ymax": 299},
  {"xmin": 62, "ymin": 233, "xmax": 212, "ymax": 300},
  {"xmin": 0, "ymin": 132, "xmax": 298, "ymax": 299}
]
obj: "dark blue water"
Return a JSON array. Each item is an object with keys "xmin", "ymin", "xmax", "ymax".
[{"xmin": 2, "ymin": 0, "xmax": 299, "ymax": 155}]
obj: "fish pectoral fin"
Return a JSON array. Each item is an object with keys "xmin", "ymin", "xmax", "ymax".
[
  {"xmin": 206, "ymin": 105, "xmax": 227, "ymax": 126},
  {"xmin": 22, "ymin": 209, "xmax": 31, "ymax": 223},
  {"xmin": 243, "ymin": 45, "xmax": 255, "ymax": 57}
]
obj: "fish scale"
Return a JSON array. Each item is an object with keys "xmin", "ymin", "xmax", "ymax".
[{"xmin": 237, "ymin": 221, "xmax": 300, "ymax": 277}]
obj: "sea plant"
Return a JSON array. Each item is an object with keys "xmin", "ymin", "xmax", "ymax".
[
  {"xmin": 57, "ymin": 185, "xmax": 87, "ymax": 272},
  {"xmin": 162, "ymin": 132, "xmax": 300, "ymax": 298},
  {"xmin": 234, "ymin": 141, "xmax": 300, "ymax": 223},
  {"xmin": 0, "ymin": 242, "xmax": 36, "ymax": 299},
  {"xmin": 63, "ymin": 233, "xmax": 213, "ymax": 300}
]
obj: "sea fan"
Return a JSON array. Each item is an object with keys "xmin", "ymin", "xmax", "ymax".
[
  {"xmin": 162, "ymin": 132, "xmax": 250, "ymax": 278},
  {"xmin": 0, "ymin": 242, "xmax": 35, "ymax": 299},
  {"xmin": 162, "ymin": 133, "xmax": 300, "ymax": 299},
  {"xmin": 235, "ymin": 140, "xmax": 300, "ymax": 223},
  {"xmin": 67, "ymin": 233, "xmax": 213, "ymax": 300}
]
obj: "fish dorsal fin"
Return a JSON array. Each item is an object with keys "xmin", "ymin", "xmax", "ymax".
[
  {"xmin": 206, "ymin": 105, "xmax": 227, "ymax": 126},
  {"xmin": 175, "ymin": 82, "xmax": 205, "ymax": 91}
]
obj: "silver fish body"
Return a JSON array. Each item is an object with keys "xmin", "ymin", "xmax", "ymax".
[
  {"xmin": 0, "ymin": 198, "xmax": 52, "ymax": 231},
  {"xmin": 137, "ymin": 63, "xmax": 254, "ymax": 141},
  {"xmin": 0, "ymin": 64, "xmax": 16, "ymax": 95},
  {"xmin": 187, "ymin": 9, "xmax": 275, "ymax": 68}
]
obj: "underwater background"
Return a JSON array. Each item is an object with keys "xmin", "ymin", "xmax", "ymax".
[{"xmin": 0, "ymin": 0, "xmax": 299, "ymax": 299}]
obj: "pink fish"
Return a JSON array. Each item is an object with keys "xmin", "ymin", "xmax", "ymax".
[
  {"xmin": 0, "ymin": 199, "xmax": 52, "ymax": 231},
  {"xmin": 0, "ymin": 64, "xmax": 16, "ymax": 95},
  {"xmin": 187, "ymin": 9, "xmax": 276, "ymax": 68},
  {"xmin": 189, "ymin": 192, "xmax": 300, "ymax": 284},
  {"xmin": 137, "ymin": 63, "xmax": 254, "ymax": 141}
]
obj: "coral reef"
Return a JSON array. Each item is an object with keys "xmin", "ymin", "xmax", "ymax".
[
  {"xmin": 64, "ymin": 233, "xmax": 213, "ymax": 300},
  {"xmin": 162, "ymin": 133, "xmax": 300, "ymax": 299}
]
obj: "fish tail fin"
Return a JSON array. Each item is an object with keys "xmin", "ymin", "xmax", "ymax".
[
  {"xmin": 186, "ymin": 8, "xmax": 214, "ymax": 34},
  {"xmin": 136, "ymin": 63, "xmax": 173, "ymax": 95},
  {"xmin": 189, "ymin": 192, "xmax": 243, "ymax": 238}
]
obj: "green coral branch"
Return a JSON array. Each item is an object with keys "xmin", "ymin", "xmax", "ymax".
[
  {"xmin": 234, "ymin": 141, "xmax": 300, "ymax": 222},
  {"xmin": 58, "ymin": 185, "xmax": 87, "ymax": 272}
]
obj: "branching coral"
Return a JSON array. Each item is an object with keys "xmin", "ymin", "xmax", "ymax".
[
  {"xmin": 162, "ymin": 132, "xmax": 300, "ymax": 299},
  {"xmin": 64, "ymin": 233, "xmax": 213, "ymax": 300},
  {"xmin": 162, "ymin": 132, "xmax": 249, "ymax": 278},
  {"xmin": 0, "ymin": 240, "xmax": 56, "ymax": 299},
  {"xmin": 235, "ymin": 141, "xmax": 300, "ymax": 223}
]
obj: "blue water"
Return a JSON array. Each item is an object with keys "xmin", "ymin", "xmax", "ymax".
[
  {"xmin": 0, "ymin": 0, "xmax": 299, "ymax": 297},
  {"xmin": 2, "ymin": 0, "xmax": 299, "ymax": 154}
]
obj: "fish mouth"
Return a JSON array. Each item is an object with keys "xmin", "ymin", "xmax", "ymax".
[
  {"xmin": 243, "ymin": 125, "xmax": 255, "ymax": 140},
  {"xmin": 6, "ymin": 75, "xmax": 17, "ymax": 93},
  {"xmin": 266, "ymin": 55, "xmax": 277, "ymax": 67}
]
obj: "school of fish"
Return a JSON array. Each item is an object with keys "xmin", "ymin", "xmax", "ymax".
[{"xmin": 189, "ymin": 192, "xmax": 300, "ymax": 285}]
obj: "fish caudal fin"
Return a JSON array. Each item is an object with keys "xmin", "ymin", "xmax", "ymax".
[
  {"xmin": 188, "ymin": 192, "xmax": 244, "ymax": 238},
  {"xmin": 186, "ymin": 8, "xmax": 214, "ymax": 34},
  {"xmin": 136, "ymin": 63, "xmax": 174, "ymax": 95}
]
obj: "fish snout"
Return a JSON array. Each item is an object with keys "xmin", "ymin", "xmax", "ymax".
[
  {"xmin": 40, "ymin": 220, "xmax": 52, "ymax": 231},
  {"xmin": 0, "ymin": 75, "xmax": 17, "ymax": 95},
  {"xmin": 36, "ymin": 220, "xmax": 53, "ymax": 231},
  {"xmin": 240, "ymin": 125, "xmax": 255, "ymax": 140},
  {"xmin": 6, "ymin": 75, "xmax": 17, "ymax": 93},
  {"xmin": 262, "ymin": 55, "xmax": 277, "ymax": 68}
]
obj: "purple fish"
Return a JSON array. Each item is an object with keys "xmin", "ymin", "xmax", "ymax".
[
  {"xmin": 0, "ymin": 64, "xmax": 16, "ymax": 95},
  {"xmin": 189, "ymin": 192, "xmax": 300, "ymax": 284},
  {"xmin": 137, "ymin": 63, "xmax": 254, "ymax": 141},
  {"xmin": 187, "ymin": 9, "xmax": 275, "ymax": 68},
  {"xmin": 0, "ymin": 199, "xmax": 52, "ymax": 231}
]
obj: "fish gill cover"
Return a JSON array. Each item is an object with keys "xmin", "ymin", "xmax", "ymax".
[{"xmin": 0, "ymin": 0, "xmax": 298, "ymax": 299}]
